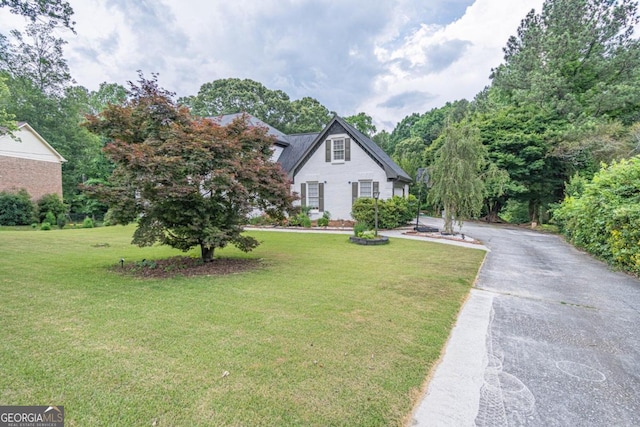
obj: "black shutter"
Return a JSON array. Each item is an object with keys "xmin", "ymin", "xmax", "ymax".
[
  {"xmin": 318, "ymin": 183, "xmax": 324, "ymax": 212},
  {"xmin": 352, "ymin": 182, "xmax": 358, "ymax": 204},
  {"xmin": 325, "ymin": 140, "xmax": 331, "ymax": 162},
  {"xmin": 345, "ymin": 138, "xmax": 351, "ymax": 161},
  {"xmin": 300, "ymin": 183, "xmax": 306, "ymax": 207}
]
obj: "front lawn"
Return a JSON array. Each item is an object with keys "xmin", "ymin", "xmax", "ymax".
[{"xmin": 0, "ymin": 226, "xmax": 485, "ymax": 426}]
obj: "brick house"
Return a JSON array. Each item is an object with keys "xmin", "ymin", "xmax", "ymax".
[{"xmin": 0, "ymin": 122, "xmax": 66, "ymax": 200}]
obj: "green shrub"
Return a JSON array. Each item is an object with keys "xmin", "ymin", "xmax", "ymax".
[
  {"xmin": 0, "ymin": 190, "xmax": 35, "ymax": 225},
  {"xmin": 358, "ymin": 230, "xmax": 376, "ymax": 239},
  {"xmin": 56, "ymin": 213, "xmax": 67, "ymax": 229},
  {"xmin": 37, "ymin": 194, "xmax": 67, "ymax": 223},
  {"xmin": 499, "ymin": 199, "xmax": 530, "ymax": 224},
  {"xmin": 317, "ymin": 211, "xmax": 331, "ymax": 227},
  {"xmin": 555, "ymin": 156, "xmax": 640, "ymax": 275},
  {"xmin": 82, "ymin": 217, "xmax": 95, "ymax": 228},
  {"xmin": 351, "ymin": 196, "xmax": 414, "ymax": 229},
  {"xmin": 353, "ymin": 222, "xmax": 369, "ymax": 236},
  {"xmin": 44, "ymin": 211, "xmax": 56, "ymax": 225},
  {"xmin": 40, "ymin": 222, "xmax": 52, "ymax": 231}
]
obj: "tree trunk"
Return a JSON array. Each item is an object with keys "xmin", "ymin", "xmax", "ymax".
[
  {"xmin": 443, "ymin": 205, "xmax": 454, "ymax": 234},
  {"xmin": 529, "ymin": 199, "xmax": 540, "ymax": 228},
  {"xmin": 486, "ymin": 202, "xmax": 501, "ymax": 223},
  {"xmin": 200, "ymin": 244, "xmax": 214, "ymax": 263}
]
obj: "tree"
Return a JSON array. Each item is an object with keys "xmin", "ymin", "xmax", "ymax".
[
  {"xmin": 286, "ymin": 96, "xmax": 333, "ymax": 133},
  {"xmin": 345, "ymin": 112, "xmax": 376, "ymax": 137},
  {"xmin": 428, "ymin": 122, "xmax": 486, "ymax": 234},
  {"xmin": 0, "ymin": 22, "xmax": 73, "ymax": 95},
  {"xmin": 476, "ymin": 105, "xmax": 567, "ymax": 224},
  {"xmin": 180, "ymin": 78, "xmax": 292, "ymax": 131},
  {"xmin": 0, "ymin": 0, "xmax": 75, "ymax": 30},
  {"xmin": 0, "ymin": 75, "xmax": 17, "ymax": 134},
  {"xmin": 88, "ymin": 82, "xmax": 127, "ymax": 115},
  {"xmin": 491, "ymin": 0, "xmax": 640, "ymax": 124},
  {"xmin": 84, "ymin": 75, "xmax": 294, "ymax": 262},
  {"xmin": 372, "ymin": 130, "xmax": 392, "ymax": 153}
]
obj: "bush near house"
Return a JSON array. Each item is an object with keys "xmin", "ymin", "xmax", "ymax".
[
  {"xmin": 351, "ymin": 195, "xmax": 417, "ymax": 229},
  {"xmin": 0, "ymin": 189, "xmax": 36, "ymax": 226},
  {"xmin": 554, "ymin": 156, "xmax": 640, "ymax": 275},
  {"xmin": 37, "ymin": 193, "xmax": 68, "ymax": 224}
]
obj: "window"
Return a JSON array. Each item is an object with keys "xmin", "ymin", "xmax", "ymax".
[
  {"xmin": 333, "ymin": 139, "xmax": 345, "ymax": 161},
  {"xmin": 359, "ymin": 180, "xmax": 372, "ymax": 198},
  {"xmin": 307, "ymin": 182, "xmax": 319, "ymax": 209},
  {"xmin": 325, "ymin": 137, "xmax": 350, "ymax": 163}
]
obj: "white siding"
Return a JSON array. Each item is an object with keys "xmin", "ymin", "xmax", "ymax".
[
  {"xmin": 292, "ymin": 134, "xmax": 393, "ymax": 221},
  {"xmin": 0, "ymin": 124, "xmax": 65, "ymax": 163}
]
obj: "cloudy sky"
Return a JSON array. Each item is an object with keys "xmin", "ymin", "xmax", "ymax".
[{"xmin": 1, "ymin": 0, "xmax": 544, "ymax": 130}]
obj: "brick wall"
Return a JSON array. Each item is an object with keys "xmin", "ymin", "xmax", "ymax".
[{"xmin": 0, "ymin": 155, "xmax": 63, "ymax": 200}]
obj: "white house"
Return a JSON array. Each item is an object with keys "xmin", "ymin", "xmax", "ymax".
[
  {"xmin": 0, "ymin": 122, "xmax": 66, "ymax": 200},
  {"xmin": 212, "ymin": 114, "xmax": 412, "ymax": 220}
]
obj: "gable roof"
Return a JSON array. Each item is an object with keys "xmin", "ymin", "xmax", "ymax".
[
  {"xmin": 0, "ymin": 122, "xmax": 66, "ymax": 163},
  {"xmin": 209, "ymin": 112, "xmax": 289, "ymax": 146},
  {"xmin": 211, "ymin": 113, "xmax": 412, "ymax": 184},
  {"xmin": 289, "ymin": 116, "xmax": 412, "ymax": 183}
]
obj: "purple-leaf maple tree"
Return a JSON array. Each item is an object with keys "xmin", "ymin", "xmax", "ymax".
[{"xmin": 83, "ymin": 74, "xmax": 294, "ymax": 262}]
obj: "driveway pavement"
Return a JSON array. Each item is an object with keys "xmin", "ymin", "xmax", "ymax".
[{"xmin": 410, "ymin": 218, "xmax": 640, "ymax": 426}]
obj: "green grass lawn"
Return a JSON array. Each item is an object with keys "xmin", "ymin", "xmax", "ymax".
[{"xmin": 0, "ymin": 226, "xmax": 485, "ymax": 426}]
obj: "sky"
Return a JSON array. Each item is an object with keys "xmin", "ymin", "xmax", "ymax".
[{"xmin": 0, "ymin": 0, "xmax": 545, "ymax": 130}]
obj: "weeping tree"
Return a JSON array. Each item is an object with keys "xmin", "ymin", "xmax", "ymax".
[{"xmin": 429, "ymin": 122, "xmax": 486, "ymax": 234}]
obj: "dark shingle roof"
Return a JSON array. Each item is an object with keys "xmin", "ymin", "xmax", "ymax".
[
  {"xmin": 289, "ymin": 116, "xmax": 412, "ymax": 183},
  {"xmin": 209, "ymin": 113, "xmax": 289, "ymax": 146},
  {"xmin": 211, "ymin": 113, "xmax": 411, "ymax": 183}
]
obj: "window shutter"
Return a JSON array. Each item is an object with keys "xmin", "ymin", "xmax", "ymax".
[
  {"xmin": 373, "ymin": 181, "xmax": 379, "ymax": 196},
  {"xmin": 318, "ymin": 183, "xmax": 324, "ymax": 212},
  {"xmin": 325, "ymin": 140, "xmax": 331, "ymax": 162},
  {"xmin": 300, "ymin": 183, "xmax": 306, "ymax": 206},
  {"xmin": 345, "ymin": 138, "xmax": 351, "ymax": 161},
  {"xmin": 352, "ymin": 182, "xmax": 358, "ymax": 204}
]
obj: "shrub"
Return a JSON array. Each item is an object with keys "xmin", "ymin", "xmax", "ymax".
[
  {"xmin": 351, "ymin": 196, "xmax": 414, "ymax": 229},
  {"xmin": 555, "ymin": 157, "xmax": 640, "ymax": 275},
  {"xmin": 353, "ymin": 222, "xmax": 369, "ymax": 236},
  {"xmin": 56, "ymin": 213, "xmax": 67, "ymax": 229},
  {"xmin": 37, "ymin": 194, "xmax": 67, "ymax": 223},
  {"xmin": 82, "ymin": 217, "xmax": 95, "ymax": 228},
  {"xmin": 44, "ymin": 211, "xmax": 56, "ymax": 225},
  {"xmin": 40, "ymin": 222, "xmax": 52, "ymax": 230},
  {"xmin": 102, "ymin": 209, "xmax": 117, "ymax": 227},
  {"xmin": 317, "ymin": 211, "xmax": 331, "ymax": 227},
  {"xmin": 0, "ymin": 190, "xmax": 36, "ymax": 225}
]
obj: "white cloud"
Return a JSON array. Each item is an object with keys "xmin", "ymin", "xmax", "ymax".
[
  {"xmin": 361, "ymin": 0, "xmax": 544, "ymax": 129},
  {"xmin": 0, "ymin": 0, "xmax": 544, "ymax": 131}
]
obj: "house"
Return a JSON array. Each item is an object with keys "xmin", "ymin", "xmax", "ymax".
[
  {"xmin": 213, "ymin": 113, "xmax": 412, "ymax": 220},
  {"xmin": 0, "ymin": 122, "xmax": 66, "ymax": 200}
]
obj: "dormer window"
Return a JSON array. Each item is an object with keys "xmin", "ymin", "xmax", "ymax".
[{"xmin": 325, "ymin": 136, "xmax": 351, "ymax": 163}]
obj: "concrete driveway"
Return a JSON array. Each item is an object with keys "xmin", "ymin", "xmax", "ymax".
[{"xmin": 411, "ymin": 218, "xmax": 640, "ymax": 426}]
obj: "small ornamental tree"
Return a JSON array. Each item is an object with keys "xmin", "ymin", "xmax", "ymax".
[{"xmin": 83, "ymin": 74, "xmax": 294, "ymax": 262}]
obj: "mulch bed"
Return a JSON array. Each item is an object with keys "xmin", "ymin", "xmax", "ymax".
[{"xmin": 113, "ymin": 256, "xmax": 262, "ymax": 279}]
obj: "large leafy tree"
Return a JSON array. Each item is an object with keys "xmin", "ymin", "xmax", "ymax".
[
  {"xmin": 285, "ymin": 96, "xmax": 333, "ymax": 133},
  {"xmin": 179, "ymin": 78, "xmax": 293, "ymax": 130},
  {"xmin": 345, "ymin": 112, "xmax": 376, "ymax": 137},
  {"xmin": 85, "ymin": 75, "xmax": 294, "ymax": 262}
]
